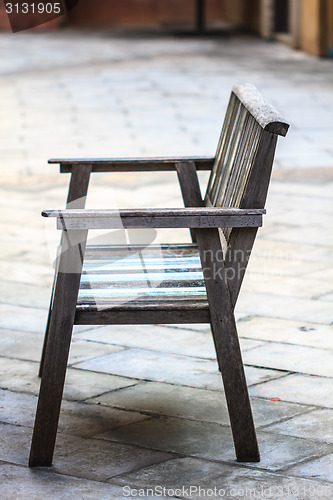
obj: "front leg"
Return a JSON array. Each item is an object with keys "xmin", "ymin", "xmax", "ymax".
[{"xmin": 30, "ymin": 229, "xmax": 87, "ymax": 466}]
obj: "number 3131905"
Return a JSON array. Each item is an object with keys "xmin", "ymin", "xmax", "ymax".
[{"xmin": 6, "ymin": 3, "xmax": 62, "ymax": 14}]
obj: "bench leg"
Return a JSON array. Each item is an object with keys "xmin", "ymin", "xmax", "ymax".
[
  {"xmin": 176, "ymin": 162, "xmax": 259, "ymax": 461},
  {"xmin": 39, "ymin": 249, "xmax": 61, "ymax": 378},
  {"xmin": 197, "ymin": 228, "xmax": 260, "ymax": 462},
  {"xmin": 39, "ymin": 165, "xmax": 91, "ymax": 378},
  {"xmin": 210, "ymin": 316, "xmax": 260, "ymax": 462},
  {"xmin": 38, "ymin": 302, "xmax": 52, "ymax": 378},
  {"xmin": 30, "ymin": 231, "xmax": 87, "ymax": 467}
]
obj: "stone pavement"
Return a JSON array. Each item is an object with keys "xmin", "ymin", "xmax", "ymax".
[{"xmin": 0, "ymin": 30, "xmax": 333, "ymax": 499}]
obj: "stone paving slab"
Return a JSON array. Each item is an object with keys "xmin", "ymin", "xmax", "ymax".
[
  {"xmin": 242, "ymin": 272, "xmax": 333, "ymax": 300},
  {"xmin": 285, "ymin": 453, "xmax": 333, "ymax": 483},
  {"xmin": 250, "ymin": 374, "xmax": 333, "ymax": 409},
  {"xmin": 1, "ymin": 33, "xmax": 333, "ymax": 176},
  {"xmin": 74, "ymin": 324, "xmax": 265, "ymax": 359},
  {"xmin": 265, "ymin": 225, "xmax": 333, "ymax": 249},
  {"xmin": 89, "ymin": 381, "xmax": 314, "ymax": 428},
  {"xmin": 0, "ymin": 304, "xmax": 93, "ymax": 334},
  {"xmin": 243, "ymin": 343, "xmax": 333, "ymax": 377},
  {"xmin": 0, "ymin": 304, "xmax": 49, "ymax": 333},
  {"xmin": 0, "ymin": 358, "xmax": 140, "ymax": 401},
  {"xmin": 74, "ymin": 348, "xmax": 285, "ymax": 390},
  {"xmin": 237, "ymin": 291, "xmax": 333, "ymax": 325},
  {"xmin": 0, "ymin": 261, "xmax": 52, "ymax": 288},
  {"xmin": 0, "ymin": 281, "xmax": 51, "ymax": 310},
  {"xmin": 112, "ymin": 456, "xmax": 333, "ymax": 500},
  {"xmin": 0, "ymin": 329, "xmax": 126, "ymax": 365},
  {"xmin": 0, "ymin": 329, "xmax": 44, "ymax": 363},
  {"xmin": 0, "ymin": 462, "xmax": 169, "ymax": 500},
  {"xmin": 0, "ymin": 389, "xmax": 148, "ymax": 438},
  {"xmin": 95, "ymin": 417, "xmax": 333, "ymax": 472},
  {"xmin": 0, "ymin": 423, "xmax": 174, "ymax": 482},
  {"xmin": 237, "ymin": 317, "xmax": 333, "ymax": 350},
  {"xmin": 263, "ymin": 409, "xmax": 333, "ymax": 444}
]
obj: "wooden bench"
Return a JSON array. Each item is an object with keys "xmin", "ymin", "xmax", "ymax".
[{"xmin": 29, "ymin": 83, "xmax": 289, "ymax": 467}]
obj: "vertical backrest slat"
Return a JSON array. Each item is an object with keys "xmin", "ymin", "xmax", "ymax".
[
  {"xmin": 206, "ymin": 92, "xmax": 238, "ymax": 203},
  {"xmin": 205, "ymin": 83, "xmax": 289, "ymax": 241},
  {"xmin": 212, "ymin": 104, "xmax": 248, "ymax": 207}
]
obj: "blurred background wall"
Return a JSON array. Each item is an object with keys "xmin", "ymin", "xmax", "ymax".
[{"xmin": 0, "ymin": 0, "xmax": 332, "ymax": 57}]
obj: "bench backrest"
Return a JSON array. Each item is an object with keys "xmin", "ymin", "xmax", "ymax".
[{"xmin": 205, "ymin": 84, "xmax": 289, "ymax": 223}]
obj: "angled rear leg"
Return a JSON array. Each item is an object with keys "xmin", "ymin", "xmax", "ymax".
[
  {"xmin": 197, "ymin": 228, "xmax": 260, "ymax": 462},
  {"xmin": 176, "ymin": 161, "xmax": 259, "ymax": 462}
]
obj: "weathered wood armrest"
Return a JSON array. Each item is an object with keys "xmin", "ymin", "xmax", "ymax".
[
  {"xmin": 42, "ymin": 207, "xmax": 265, "ymax": 230},
  {"xmin": 48, "ymin": 156, "xmax": 215, "ymax": 173}
]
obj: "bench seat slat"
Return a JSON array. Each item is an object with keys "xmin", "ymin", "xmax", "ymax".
[
  {"xmin": 80, "ymin": 271, "xmax": 204, "ymax": 284},
  {"xmin": 77, "ymin": 244, "xmax": 208, "ymax": 313}
]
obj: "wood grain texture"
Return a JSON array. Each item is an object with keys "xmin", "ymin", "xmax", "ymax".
[
  {"xmin": 226, "ymin": 132, "xmax": 278, "ymax": 307},
  {"xmin": 197, "ymin": 228, "xmax": 260, "ymax": 461},
  {"xmin": 75, "ymin": 308, "xmax": 211, "ymax": 325},
  {"xmin": 232, "ymin": 83, "xmax": 289, "ymax": 136},
  {"xmin": 42, "ymin": 208, "xmax": 264, "ymax": 230},
  {"xmin": 176, "ymin": 162, "xmax": 260, "ymax": 462},
  {"xmin": 30, "ymin": 230, "xmax": 88, "ymax": 467},
  {"xmin": 39, "ymin": 164, "xmax": 92, "ymax": 378},
  {"xmin": 55, "ymin": 215, "xmax": 263, "ymax": 230},
  {"xmin": 48, "ymin": 156, "xmax": 215, "ymax": 173},
  {"xmin": 176, "ymin": 160, "xmax": 205, "ymax": 242},
  {"xmin": 43, "ymin": 208, "xmax": 266, "ymax": 218},
  {"xmin": 77, "ymin": 241, "xmax": 207, "ymax": 315}
]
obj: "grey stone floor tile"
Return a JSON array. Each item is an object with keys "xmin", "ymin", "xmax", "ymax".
[
  {"xmin": 0, "ymin": 329, "xmax": 44, "ymax": 363},
  {"xmin": 266, "ymin": 226, "xmax": 333, "ymax": 248},
  {"xmin": 246, "ymin": 254, "xmax": 329, "ymax": 278},
  {"xmin": 0, "ymin": 261, "xmax": 52, "ymax": 288},
  {"xmin": 306, "ymin": 267, "xmax": 333, "ymax": 282},
  {"xmin": 242, "ymin": 272, "xmax": 333, "ymax": 300},
  {"xmin": 62, "ymin": 369, "xmax": 140, "ymax": 404},
  {"xmin": 284, "ymin": 453, "xmax": 333, "ymax": 482},
  {"xmin": 236, "ymin": 291, "xmax": 333, "ymax": 325},
  {"xmin": 250, "ymin": 374, "xmax": 333, "ymax": 408},
  {"xmin": 96, "ymin": 417, "xmax": 333, "ymax": 472},
  {"xmin": 237, "ymin": 317, "xmax": 333, "ymax": 350},
  {"xmin": 68, "ymin": 340, "xmax": 125, "ymax": 366},
  {"xmin": 0, "ymin": 358, "xmax": 139, "ymax": 401},
  {"xmin": 112, "ymin": 457, "xmax": 333, "ymax": 500},
  {"xmin": 268, "ymin": 180, "xmax": 333, "ymax": 200},
  {"xmin": 0, "ymin": 423, "xmax": 173, "ymax": 482},
  {"xmin": 0, "ymin": 280, "xmax": 50, "ymax": 310},
  {"xmin": 319, "ymin": 293, "xmax": 333, "ymax": 302},
  {"xmin": 243, "ymin": 343, "xmax": 333, "ymax": 377},
  {"xmin": 0, "ymin": 463, "xmax": 160, "ymax": 500},
  {"xmin": 0, "ymin": 304, "xmax": 48, "ymax": 334},
  {"xmin": 253, "ymin": 237, "xmax": 333, "ymax": 264},
  {"xmin": 74, "ymin": 348, "xmax": 223, "ymax": 389},
  {"xmin": 270, "ymin": 210, "xmax": 333, "ymax": 230},
  {"xmin": 0, "ymin": 389, "xmax": 148, "ymax": 438},
  {"xmin": 0, "ymin": 327, "xmax": 122, "ymax": 365},
  {"xmin": 91, "ymin": 381, "xmax": 313, "ymax": 427},
  {"xmin": 263, "ymin": 409, "xmax": 333, "ymax": 444},
  {"xmin": 74, "ymin": 348, "xmax": 284, "ymax": 390},
  {"xmin": 74, "ymin": 325, "xmax": 264, "ymax": 359},
  {"xmin": 75, "ymin": 325, "xmax": 218, "ymax": 359}
]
